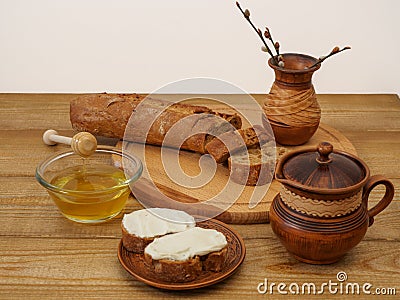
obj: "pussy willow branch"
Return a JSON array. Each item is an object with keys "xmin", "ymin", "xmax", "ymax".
[
  {"xmin": 265, "ymin": 28, "xmax": 280, "ymax": 57},
  {"xmin": 308, "ymin": 46, "xmax": 351, "ymax": 69},
  {"xmin": 236, "ymin": 2, "xmax": 278, "ymax": 64}
]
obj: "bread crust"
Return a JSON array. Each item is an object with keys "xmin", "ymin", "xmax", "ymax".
[
  {"xmin": 206, "ymin": 125, "xmax": 272, "ymax": 163},
  {"xmin": 144, "ymin": 246, "xmax": 228, "ymax": 282},
  {"xmin": 121, "ymin": 222, "xmax": 155, "ymax": 253},
  {"xmin": 201, "ymin": 246, "xmax": 228, "ymax": 272},
  {"xmin": 144, "ymin": 253, "xmax": 202, "ymax": 282},
  {"xmin": 70, "ymin": 93, "xmax": 242, "ymax": 154}
]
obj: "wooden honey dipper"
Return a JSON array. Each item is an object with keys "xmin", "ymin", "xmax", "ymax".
[{"xmin": 43, "ymin": 129, "xmax": 97, "ymax": 157}]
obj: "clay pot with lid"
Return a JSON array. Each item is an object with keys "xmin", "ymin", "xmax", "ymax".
[{"xmin": 269, "ymin": 141, "xmax": 395, "ymax": 264}]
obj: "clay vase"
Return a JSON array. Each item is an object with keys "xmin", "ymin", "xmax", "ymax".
[
  {"xmin": 270, "ymin": 142, "xmax": 395, "ymax": 264},
  {"xmin": 262, "ymin": 53, "xmax": 321, "ymax": 145}
]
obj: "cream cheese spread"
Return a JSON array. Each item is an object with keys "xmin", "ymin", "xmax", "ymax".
[
  {"xmin": 145, "ymin": 227, "xmax": 228, "ymax": 261},
  {"xmin": 122, "ymin": 208, "xmax": 195, "ymax": 238}
]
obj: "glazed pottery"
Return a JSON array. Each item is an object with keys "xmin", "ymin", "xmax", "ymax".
[
  {"xmin": 270, "ymin": 141, "xmax": 394, "ymax": 264},
  {"xmin": 263, "ymin": 53, "xmax": 321, "ymax": 145}
]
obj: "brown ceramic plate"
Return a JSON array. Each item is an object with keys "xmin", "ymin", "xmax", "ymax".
[{"xmin": 117, "ymin": 218, "xmax": 246, "ymax": 290}]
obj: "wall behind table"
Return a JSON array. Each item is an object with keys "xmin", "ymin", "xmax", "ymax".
[{"xmin": 0, "ymin": 0, "xmax": 399, "ymax": 94}]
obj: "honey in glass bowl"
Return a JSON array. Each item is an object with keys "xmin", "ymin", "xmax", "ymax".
[{"xmin": 36, "ymin": 146, "xmax": 143, "ymax": 223}]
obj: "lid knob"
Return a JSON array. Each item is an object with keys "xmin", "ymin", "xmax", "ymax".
[{"xmin": 316, "ymin": 142, "xmax": 333, "ymax": 164}]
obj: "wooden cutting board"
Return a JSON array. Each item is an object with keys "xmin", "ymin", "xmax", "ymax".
[
  {"xmin": 117, "ymin": 122, "xmax": 356, "ymax": 224},
  {"xmin": 114, "ymin": 98, "xmax": 356, "ymax": 224}
]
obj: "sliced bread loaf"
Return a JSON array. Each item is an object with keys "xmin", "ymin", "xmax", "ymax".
[
  {"xmin": 205, "ymin": 125, "xmax": 272, "ymax": 163},
  {"xmin": 70, "ymin": 93, "xmax": 242, "ymax": 154}
]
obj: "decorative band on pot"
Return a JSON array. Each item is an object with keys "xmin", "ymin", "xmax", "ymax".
[{"xmin": 280, "ymin": 186, "xmax": 362, "ymax": 217}]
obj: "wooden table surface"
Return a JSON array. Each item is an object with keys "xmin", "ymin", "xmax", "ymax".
[{"xmin": 0, "ymin": 93, "xmax": 399, "ymax": 299}]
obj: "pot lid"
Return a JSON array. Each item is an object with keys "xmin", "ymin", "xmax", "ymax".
[{"xmin": 281, "ymin": 142, "xmax": 366, "ymax": 189}]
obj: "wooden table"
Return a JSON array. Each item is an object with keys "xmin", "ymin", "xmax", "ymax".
[{"xmin": 0, "ymin": 94, "xmax": 399, "ymax": 299}]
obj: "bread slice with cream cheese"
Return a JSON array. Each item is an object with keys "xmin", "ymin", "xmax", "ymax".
[
  {"xmin": 121, "ymin": 208, "xmax": 195, "ymax": 253},
  {"xmin": 144, "ymin": 227, "xmax": 228, "ymax": 282}
]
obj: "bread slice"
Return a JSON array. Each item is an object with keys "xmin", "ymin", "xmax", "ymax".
[
  {"xmin": 205, "ymin": 125, "xmax": 272, "ymax": 163},
  {"xmin": 228, "ymin": 141, "xmax": 275, "ymax": 186},
  {"xmin": 144, "ymin": 254, "xmax": 202, "ymax": 283},
  {"xmin": 144, "ymin": 227, "xmax": 228, "ymax": 282},
  {"xmin": 121, "ymin": 208, "xmax": 195, "ymax": 253},
  {"xmin": 121, "ymin": 225, "xmax": 156, "ymax": 253}
]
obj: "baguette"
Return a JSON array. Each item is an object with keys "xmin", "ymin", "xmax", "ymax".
[
  {"xmin": 121, "ymin": 208, "xmax": 195, "ymax": 253},
  {"xmin": 228, "ymin": 141, "xmax": 275, "ymax": 186},
  {"xmin": 205, "ymin": 125, "xmax": 272, "ymax": 163},
  {"xmin": 144, "ymin": 227, "xmax": 228, "ymax": 282},
  {"xmin": 70, "ymin": 93, "xmax": 242, "ymax": 153}
]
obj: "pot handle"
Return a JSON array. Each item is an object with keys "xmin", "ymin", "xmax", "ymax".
[{"xmin": 362, "ymin": 175, "xmax": 394, "ymax": 227}]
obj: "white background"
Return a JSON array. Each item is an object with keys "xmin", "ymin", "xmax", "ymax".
[{"xmin": 1, "ymin": 0, "xmax": 399, "ymax": 94}]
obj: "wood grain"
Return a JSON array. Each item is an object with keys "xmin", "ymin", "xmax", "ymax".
[
  {"xmin": 119, "ymin": 122, "xmax": 356, "ymax": 224},
  {"xmin": 1, "ymin": 238, "xmax": 399, "ymax": 299},
  {"xmin": 0, "ymin": 93, "xmax": 399, "ymax": 299}
]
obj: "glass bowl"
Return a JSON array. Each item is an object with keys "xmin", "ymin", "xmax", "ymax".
[{"xmin": 36, "ymin": 146, "xmax": 143, "ymax": 223}]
